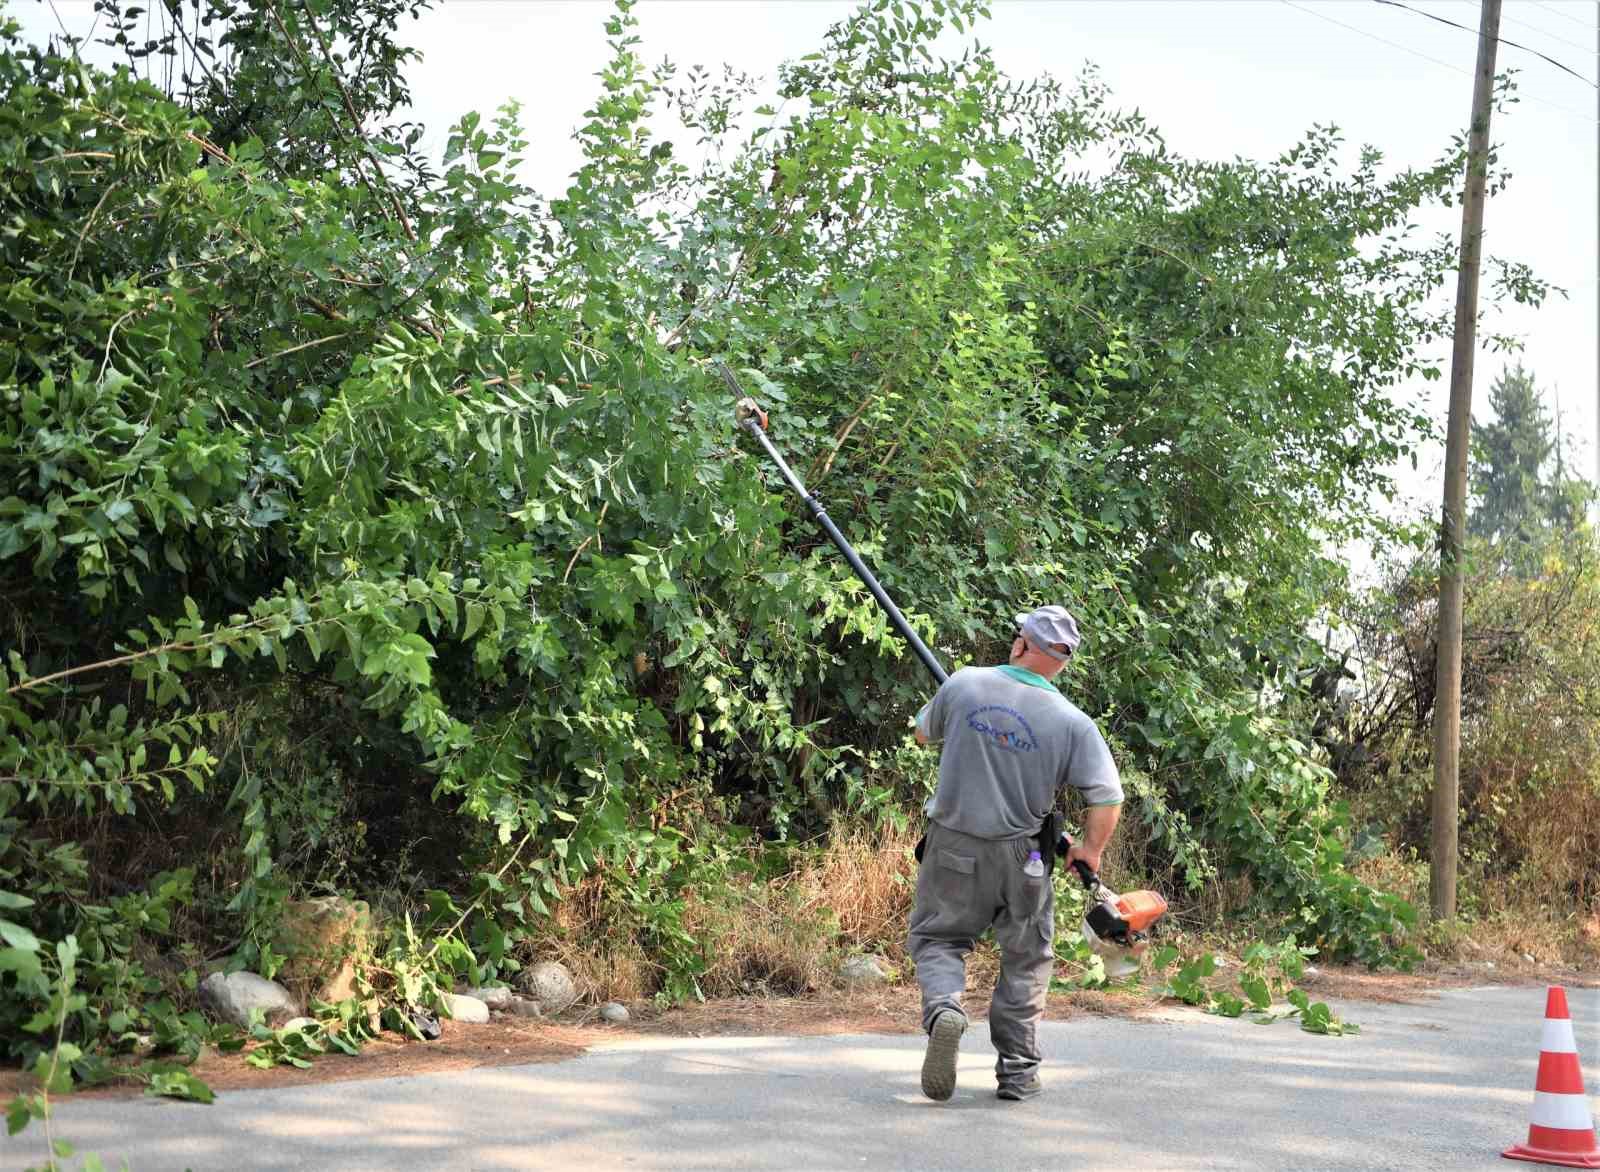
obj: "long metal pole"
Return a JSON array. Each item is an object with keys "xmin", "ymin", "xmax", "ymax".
[
  {"xmin": 732, "ymin": 401, "xmax": 948, "ymax": 686},
  {"xmin": 1430, "ymin": 0, "xmax": 1502, "ymax": 924}
]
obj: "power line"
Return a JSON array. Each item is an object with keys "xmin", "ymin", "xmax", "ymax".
[
  {"xmin": 1479, "ymin": 4, "xmax": 1600, "ymax": 57},
  {"xmin": 1282, "ymin": 0, "xmax": 1477, "ymax": 78},
  {"xmin": 1375, "ymin": 0, "xmax": 1597, "ymax": 88},
  {"xmin": 1278, "ymin": 0, "xmax": 1599, "ymax": 124},
  {"xmin": 1525, "ymin": 0, "xmax": 1597, "ymax": 32}
]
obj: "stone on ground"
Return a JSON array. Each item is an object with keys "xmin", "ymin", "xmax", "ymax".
[
  {"xmin": 463, "ymin": 985, "xmax": 514, "ymax": 1009},
  {"xmin": 274, "ymin": 896, "xmax": 371, "ymax": 1005},
  {"xmin": 520, "ymin": 961, "xmax": 577, "ymax": 1012},
  {"xmin": 198, "ymin": 971, "xmax": 299, "ymax": 1029},
  {"xmin": 441, "ymin": 993, "xmax": 490, "ymax": 1024},
  {"xmin": 839, "ymin": 955, "xmax": 890, "ymax": 987},
  {"xmin": 599, "ymin": 1002, "xmax": 630, "ymax": 1024}
]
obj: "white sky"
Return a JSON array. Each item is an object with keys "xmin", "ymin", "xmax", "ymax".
[{"xmin": 19, "ymin": 0, "xmax": 1600, "ymax": 525}]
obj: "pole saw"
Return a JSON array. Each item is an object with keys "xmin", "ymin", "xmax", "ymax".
[{"xmin": 721, "ymin": 363, "xmax": 1168, "ymax": 977}]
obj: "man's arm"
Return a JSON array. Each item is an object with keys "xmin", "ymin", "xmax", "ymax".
[
  {"xmin": 914, "ymin": 674, "xmax": 956, "ymax": 746},
  {"xmin": 1063, "ymin": 802, "xmax": 1121, "ymax": 877}
]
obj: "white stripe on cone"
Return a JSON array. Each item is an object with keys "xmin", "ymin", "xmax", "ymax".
[
  {"xmin": 1542, "ymin": 1017, "xmax": 1579, "ymax": 1054},
  {"xmin": 1530, "ymin": 1091, "xmax": 1598, "ymax": 1131}
]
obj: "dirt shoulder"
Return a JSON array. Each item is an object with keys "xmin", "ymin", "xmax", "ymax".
[{"xmin": 7, "ymin": 958, "xmax": 1590, "ymax": 1103}]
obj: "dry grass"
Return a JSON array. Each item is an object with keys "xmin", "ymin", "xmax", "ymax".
[
  {"xmin": 678, "ymin": 882, "xmax": 836, "ymax": 996},
  {"xmin": 534, "ymin": 874, "xmax": 653, "ymax": 1004},
  {"xmin": 1350, "ymin": 843, "xmax": 1600, "ymax": 969},
  {"xmin": 525, "ymin": 820, "xmax": 924, "ymax": 1004},
  {"xmin": 788, "ymin": 818, "xmax": 920, "ymax": 960}
]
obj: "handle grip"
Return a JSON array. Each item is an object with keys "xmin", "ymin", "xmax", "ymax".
[{"xmin": 1057, "ymin": 833, "xmax": 1102, "ymax": 890}]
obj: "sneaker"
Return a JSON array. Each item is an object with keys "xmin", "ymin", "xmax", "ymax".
[
  {"xmin": 997, "ymin": 1075, "xmax": 1043, "ymax": 1101},
  {"xmin": 920, "ymin": 1010, "xmax": 966, "ymax": 1101}
]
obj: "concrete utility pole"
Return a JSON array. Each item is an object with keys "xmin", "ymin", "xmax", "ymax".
[{"xmin": 1431, "ymin": 0, "xmax": 1502, "ymax": 922}]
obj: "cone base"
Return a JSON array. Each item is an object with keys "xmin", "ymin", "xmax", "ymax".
[{"xmin": 1503, "ymin": 1142, "xmax": 1600, "ymax": 1169}]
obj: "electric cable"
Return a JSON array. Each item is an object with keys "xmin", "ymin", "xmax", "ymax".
[
  {"xmin": 1374, "ymin": 0, "xmax": 1597, "ymax": 88},
  {"xmin": 1452, "ymin": 0, "xmax": 1600, "ymax": 57},
  {"xmin": 1281, "ymin": 0, "xmax": 1477, "ymax": 79},
  {"xmin": 1278, "ymin": 0, "xmax": 1599, "ymax": 124},
  {"xmin": 1525, "ymin": 0, "xmax": 1598, "ymax": 32}
]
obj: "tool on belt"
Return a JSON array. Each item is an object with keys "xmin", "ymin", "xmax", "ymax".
[{"xmin": 727, "ymin": 365, "xmax": 1169, "ymax": 974}]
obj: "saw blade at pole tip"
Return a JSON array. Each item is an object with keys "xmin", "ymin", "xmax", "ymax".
[{"xmin": 713, "ymin": 358, "xmax": 745, "ymax": 398}]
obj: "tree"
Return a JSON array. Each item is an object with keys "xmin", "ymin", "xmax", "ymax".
[
  {"xmin": 1469, "ymin": 363, "xmax": 1589, "ymax": 563},
  {"xmin": 1, "ymin": 0, "xmax": 1560, "ymax": 1081}
]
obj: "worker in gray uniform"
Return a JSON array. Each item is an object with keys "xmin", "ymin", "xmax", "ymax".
[{"xmin": 909, "ymin": 605, "xmax": 1123, "ymax": 1102}]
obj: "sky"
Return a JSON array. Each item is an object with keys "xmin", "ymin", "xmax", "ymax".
[{"xmin": 16, "ymin": 0, "xmax": 1600, "ymax": 535}]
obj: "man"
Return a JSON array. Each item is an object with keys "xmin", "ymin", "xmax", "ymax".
[{"xmin": 908, "ymin": 604, "xmax": 1123, "ymax": 1102}]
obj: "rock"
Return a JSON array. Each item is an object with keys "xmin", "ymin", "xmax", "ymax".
[
  {"xmin": 1522, "ymin": 953, "xmax": 1536, "ymax": 964},
  {"xmin": 275, "ymin": 896, "xmax": 371, "ymax": 1006},
  {"xmin": 520, "ymin": 961, "xmax": 577, "ymax": 1012},
  {"xmin": 463, "ymin": 985, "xmax": 513, "ymax": 1009},
  {"xmin": 1302, "ymin": 965, "xmax": 1321, "ymax": 978},
  {"xmin": 442, "ymin": 993, "xmax": 489, "ymax": 1024},
  {"xmin": 839, "ymin": 955, "xmax": 890, "ymax": 987},
  {"xmin": 198, "ymin": 971, "xmax": 299, "ymax": 1029},
  {"xmin": 506, "ymin": 995, "xmax": 543, "ymax": 1019},
  {"xmin": 599, "ymin": 1002, "xmax": 630, "ymax": 1025}
]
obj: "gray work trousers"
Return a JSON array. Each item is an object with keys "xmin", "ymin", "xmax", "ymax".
[{"xmin": 907, "ymin": 821, "xmax": 1056, "ymax": 1090}]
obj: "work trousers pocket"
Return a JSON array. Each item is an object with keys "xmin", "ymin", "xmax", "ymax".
[
  {"xmin": 932, "ymin": 848, "xmax": 975, "ymax": 903},
  {"xmin": 913, "ymin": 838, "xmax": 981, "ymax": 940}
]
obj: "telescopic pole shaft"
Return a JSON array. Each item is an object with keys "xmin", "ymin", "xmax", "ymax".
[{"xmin": 736, "ymin": 413, "xmax": 948, "ymax": 686}]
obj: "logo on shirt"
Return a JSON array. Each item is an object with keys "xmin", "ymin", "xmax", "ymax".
[{"xmin": 965, "ymin": 705, "xmax": 1039, "ymax": 754}]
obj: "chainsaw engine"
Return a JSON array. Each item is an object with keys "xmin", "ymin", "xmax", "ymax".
[
  {"xmin": 1082, "ymin": 885, "xmax": 1168, "ymax": 977},
  {"xmin": 1060, "ymin": 835, "xmax": 1169, "ymax": 978}
]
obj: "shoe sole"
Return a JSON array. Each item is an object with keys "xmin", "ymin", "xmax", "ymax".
[{"xmin": 921, "ymin": 1012, "xmax": 964, "ymax": 1101}]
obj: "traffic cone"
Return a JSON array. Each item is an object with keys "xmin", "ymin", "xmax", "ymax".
[{"xmin": 1503, "ymin": 987, "xmax": 1600, "ymax": 1168}]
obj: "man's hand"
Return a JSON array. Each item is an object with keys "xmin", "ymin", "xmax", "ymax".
[
  {"xmin": 1063, "ymin": 841, "xmax": 1102, "ymax": 877},
  {"xmin": 1064, "ymin": 803, "xmax": 1121, "ymax": 879},
  {"xmin": 914, "ymin": 726, "xmax": 930, "ymax": 746}
]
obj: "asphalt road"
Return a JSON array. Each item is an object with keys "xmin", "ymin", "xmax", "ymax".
[{"xmin": 10, "ymin": 985, "xmax": 1598, "ymax": 1171}]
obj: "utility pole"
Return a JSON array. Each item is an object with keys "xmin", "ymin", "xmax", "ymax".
[{"xmin": 1431, "ymin": 0, "xmax": 1502, "ymax": 922}]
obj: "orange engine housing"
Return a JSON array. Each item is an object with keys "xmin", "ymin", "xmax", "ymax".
[{"xmin": 1114, "ymin": 889, "xmax": 1169, "ymax": 934}]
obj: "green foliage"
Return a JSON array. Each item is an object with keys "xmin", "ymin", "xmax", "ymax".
[
  {"xmin": 1469, "ymin": 363, "xmax": 1593, "ymax": 568},
  {"xmin": 242, "ymin": 1009, "xmax": 379, "ymax": 1070},
  {"xmin": 1150, "ymin": 939, "xmax": 1359, "ymax": 1035},
  {"xmin": 0, "ymin": 0, "xmax": 1548, "ymax": 1111},
  {"xmin": 1341, "ymin": 527, "xmax": 1600, "ymax": 921}
]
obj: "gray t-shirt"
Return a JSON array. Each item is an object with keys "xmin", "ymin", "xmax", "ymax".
[{"xmin": 916, "ymin": 664, "xmax": 1123, "ymax": 839}]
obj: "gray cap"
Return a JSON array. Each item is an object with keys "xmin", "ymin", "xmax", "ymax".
[{"xmin": 1014, "ymin": 605, "xmax": 1081, "ymax": 660}]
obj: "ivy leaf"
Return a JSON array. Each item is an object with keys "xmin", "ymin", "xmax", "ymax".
[
  {"xmin": 143, "ymin": 1068, "xmax": 215, "ymax": 1103},
  {"xmin": 0, "ymin": 922, "xmax": 40, "ymax": 952}
]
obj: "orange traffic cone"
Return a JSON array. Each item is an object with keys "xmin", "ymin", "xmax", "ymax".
[{"xmin": 1504, "ymin": 987, "xmax": 1600, "ymax": 1168}]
